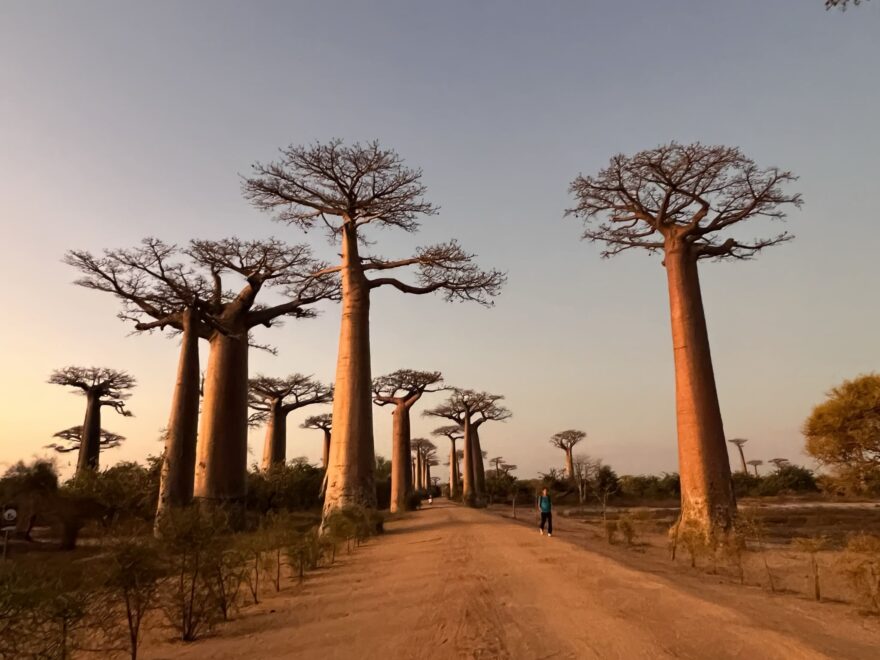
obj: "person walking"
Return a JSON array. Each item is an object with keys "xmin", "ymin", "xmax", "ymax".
[{"xmin": 537, "ymin": 487, "xmax": 553, "ymax": 537}]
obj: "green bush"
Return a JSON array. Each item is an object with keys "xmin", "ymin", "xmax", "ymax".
[{"xmin": 757, "ymin": 465, "xmax": 819, "ymax": 496}]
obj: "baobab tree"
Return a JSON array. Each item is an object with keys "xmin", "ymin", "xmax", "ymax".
[
  {"xmin": 244, "ymin": 140, "xmax": 505, "ymax": 519},
  {"xmin": 248, "ymin": 374, "xmax": 333, "ymax": 469},
  {"xmin": 728, "ymin": 438, "xmax": 749, "ymax": 474},
  {"xmin": 411, "ymin": 438, "xmax": 432, "ymax": 491},
  {"xmin": 373, "ymin": 370, "xmax": 443, "ymax": 512},
  {"xmin": 424, "ymin": 389, "xmax": 511, "ymax": 507},
  {"xmin": 747, "ymin": 459, "xmax": 763, "ymax": 477},
  {"xmin": 65, "ymin": 240, "xmax": 218, "ymax": 531},
  {"xmin": 769, "ymin": 458, "xmax": 791, "ymax": 470},
  {"xmin": 567, "ymin": 142, "xmax": 801, "ymax": 537},
  {"xmin": 433, "ymin": 425, "xmax": 463, "ymax": 498},
  {"xmin": 185, "ymin": 238, "xmax": 337, "ymax": 519},
  {"xmin": 48, "ymin": 367, "xmax": 135, "ymax": 473},
  {"xmin": 550, "ymin": 430, "xmax": 586, "ymax": 480},
  {"xmin": 47, "ymin": 426, "xmax": 125, "ymax": 457},
  {"xmin": 301, "ymin": 413, "xmax": 333, "ymax": 469}
]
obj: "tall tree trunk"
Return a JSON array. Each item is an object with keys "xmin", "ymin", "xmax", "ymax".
[
  {"xmin": 77, "ymin": 392, "xmax": 102, "ymax": 474},
  {"xmin": 461, "ymin": 418, "xmax": 476, "ymax": 506},
  {"xmin": 154, "ymin": 310, "xmax": 200, "ymax": 535},
  {"xmin": 448, "ymin": 439, "xmax": 459, "ymax": 498},
  {"xmin": 415, "ymin": 450, "xmax": 423, "ymax": 491},
  {"xmin": 471, "ymin": 426, "xmax": 486, "ymax": 504},
  {"xmin": 752, "ymin": 463, "xmax": 759, "ymax": 478},
  {"xmin": 322, "ymin": 430, "xmax": 331, "ymax": 470},
  {"xmin": 425, "ymin": 462, "xmax": 432, "ymax": 492},
  {"xmin": 260, "ymin": 401, "xmax": 287, "ymax": 470},
  {"xmin": 194, "ymin": 329, "xmax": 250, "ymax": 526},
  {"xmin": 664, "ymin": 243, "xmax": 735, "ymax": 537},
  {"xmin": 390, "ymin": 402, "xmax": 411, "ymax": 513},
  {"xmin": 736, "ymin": 445, "xmax": 747, "ymax": 474},
  {"xmin": 565, "ymin": 448, "xmax": 575, "ymax": 481},
  {"xmin": 323, "ymin": 224, "xmax": 377, "ymax": 519}
]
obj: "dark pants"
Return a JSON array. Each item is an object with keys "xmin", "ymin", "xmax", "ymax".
[{"xmin": 540, "ymin": 511, "xmax": 553, "ymax": 534}]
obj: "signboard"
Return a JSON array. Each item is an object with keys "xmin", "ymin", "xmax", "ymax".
[{"xmin": 1, "ymin": 506, "xmax": 17, "ymax": 532}]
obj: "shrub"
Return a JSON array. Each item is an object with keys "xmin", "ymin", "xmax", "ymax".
[
  {"xmin": 246, "ymin": 460, "xmax": 323, "ymax": 514},
  {"xmin": 757, "ymin": 465, "xmax": 819, "ymax": 496},
  {"xmin": 103, "ymin": 535, "xmax": 165, "ymax": 659},
  {"xmin": 842, "ymin": 533, "xmax": 880, "ymax": 611},
  {"xmin": 617, "ymin": 512, "xmax": 637, "ymax": 546},
  {"xmin": 156, "ymin": 507, "xmax": 227, "ymax": 641}
]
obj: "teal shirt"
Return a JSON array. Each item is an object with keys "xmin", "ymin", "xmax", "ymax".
[{"xmin": 538, "ymin": 495, "xmax": 552, "ymax": 513}]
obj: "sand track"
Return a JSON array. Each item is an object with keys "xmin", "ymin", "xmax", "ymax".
[{"xmin": 145, "ymin": 503, "xmax": 879, "ymax": 659}]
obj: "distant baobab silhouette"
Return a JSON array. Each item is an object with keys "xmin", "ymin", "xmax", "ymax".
[
  {"xmin": 248, "ymin": 374, "xmax": 333, "ymax": 469},
  {"xmin": 48, "ymin": 367, "xmax": 134, "ymax": 474},
  {"xmin": 728, "ymin": 438, "xmax": 750, "ymax": 474},
  {"xmin": 373, "ymin": 369, "xmax": 444, "ymax": 512}
]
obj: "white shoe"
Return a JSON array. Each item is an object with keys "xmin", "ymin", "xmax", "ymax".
[
  {"xmin": 548, "ymin": 533, "xmax": 552, "ymax": 537},
  {"xmin": 539, "ymin": 529, "xmax": 544, "ymax": 535}
]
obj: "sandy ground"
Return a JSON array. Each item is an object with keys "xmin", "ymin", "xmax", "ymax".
[{"xmin": 144, "ymin": 503, "xmax": 880, "ymax": 660}]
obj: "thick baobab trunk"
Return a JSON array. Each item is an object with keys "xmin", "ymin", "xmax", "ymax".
[
  {"xmin": 194, "ymin": 329, "xmax": 250, "ymax": 525},
  {"xmin": 664, "ymin": 243, "xmax": 735, "ymax": 538},
  {"xmin": 448, "ymin": 438, "xmax": 459, "ymax": 498},
  {"xmin": 322, "ymin": 429, "xmax": 331, "ymax": 470},
  {"xmin": 390, "ymin": 402, "xmax": 411, "ymax": 513},
  {"xmin": 260, "ymin": 402, "xmax": 287, "ymax": 470},
  {"xmin": 565, "ymin": 449, "xmax": 575, "ymax": 481},
  {"xmin": 323, "ymin": 225, "xmax": 377, "ymax": 519},
  {"xmin": 471, "ymin": 426, "xmax": 487, "ymax": 504},
  {"xmin": 415, "ymin": 450, "xmax": 424, "ymax": 491},
  {"xmin": 77, "ymin": 393, "xmax": 102, "ymax": 474},
  {"xmin": 154, "ymin": 311, "xmax": 200, "ymax": 535},
  {"xmin": 461, "ymin": 419, "xmax": 476, "ymax": 506},
  {"xmin": 425, "ymin": 462, "xmax": 432, "ymax": 492}
]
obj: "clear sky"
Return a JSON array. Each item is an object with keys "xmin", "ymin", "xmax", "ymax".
[{"xmin": 1, "ymin": 1, "xmax": 878, "ymax": 480}]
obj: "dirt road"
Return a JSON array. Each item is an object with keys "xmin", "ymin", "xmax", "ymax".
[{"xmin": 146, "ymin": 503, "xmax": 880, "ymax": 659}]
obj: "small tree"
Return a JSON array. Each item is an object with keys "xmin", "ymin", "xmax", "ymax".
[
  {"xmin": 244, "ymin": 140, "xmax": 505, "ymax": 521},
  {"xmin": 301, "ymin": 413, "xmax": 333, "ymax": 470},
  {"xmin": 567, "ymin": 142, "xmax": 801, "ymax": 538},
  {"xmin": 373, "ymin": 370, "xmax": 444, "ymax": 512},
  {"xmin": 248, "ymin": 374, "xmax": 333, "ymax": 469},
  {"xmin": 550, "ymin": 430, "xmax": 586, "ymax": 480},
  {"xmin": 803, "ymin": 374, "xmax": 880, "ymax": 495},
  {"xmin": 104, "ymin": 537, "xmax": 164, "ymax": 660},
  {"xmin": 48, "ymin": 367, "xmax": 135, "ymax": 474},
  {"xmin": 47, "ymin": 426, "xmax": 124, "ymax": 457}
]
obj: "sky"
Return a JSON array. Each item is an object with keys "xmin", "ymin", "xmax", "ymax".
[{"xmin": 0, "ymin": 1, "xmax": 878, "ymax": 481}]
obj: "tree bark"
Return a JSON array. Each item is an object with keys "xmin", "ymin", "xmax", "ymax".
[
  {"xmin": 664, "ymin": 242, "xmax": 735, "ymax": 537},
  {"xmin": 461, "ymin": 418, "xmax": 476, "ymax": 506},
  {"xmin": 76, "ymin": 392, "xmax": 102, "ymax": 474},
  {"xmin": 390, "ymin": 402, "xmax": 411, "ymax": 513},
  {"xmin": 322, "ymin": 429, "xmax": 331, "ymax": 471},
  {"xmin": 260, "ymin": 401, "xmax": 287, "ymax": 470},
  {"xmin": 415, "ymin": 449, "xmax": 423, "ymax": 491},
  {"xmin": 194, "ymin": 329, "xmax": 250, "ymax": 524},
  {"xmin": 425, "ymin": 462, "xmax": 432, "ymax": 492},
  {"xmin": 448, "ymin": 438, "xmax": 459, "ymax": 498},
  {"xmin": 323, "ymin": 223, "xmax": 377, "ymax": 519},
  {"xmin": 565, "ymin": 448, "xmax": 575, "ymax": 481},
  {"xmin": 471, "ymin": 426, "xmax": 486, "ymax": 504},
  {"xmin": 154, "ymin": 309, "xmax": 200, "ymax": 535}
]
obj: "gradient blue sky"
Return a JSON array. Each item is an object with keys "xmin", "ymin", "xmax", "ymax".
[{"xmin": 1, "ymin": 1, "xmax": 878, "ymax": 479}]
